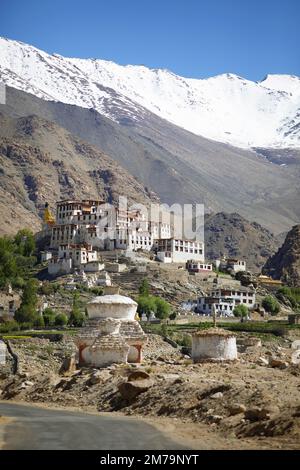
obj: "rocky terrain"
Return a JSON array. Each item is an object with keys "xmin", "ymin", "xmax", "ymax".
[
  {"xmin": 1, "ymin": 332, "xmax": 300, "ymax": 449},
  {"xmin": 263, "ymin": 225, "xmax": 300, "ymax": 287},
  {"xmin": 204, "ymin": 212, "xmax": 280, "ymax": 271},
  {"xmin": 0, "ymin": 113, "xmax": 158, "ymax": 235}
]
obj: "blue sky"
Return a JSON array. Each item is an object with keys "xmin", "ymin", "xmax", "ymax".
[{"xmin": 0, "ymin": 0, "xmax": 299, "ymax": 81}]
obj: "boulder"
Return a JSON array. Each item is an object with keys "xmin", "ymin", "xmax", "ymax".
[
  {"xmin": 269, "ymin": 358, "xmax": 289, "ymax": 369},
  {"xmin": 127, "ymin": 370, "xmax": 150, "ymax": 382},
  {"xmin": 291, "ymin": 350, "xmax": 300, "ymax": 365},
  {"xmin": 89, "ymin": 372, "xmax": 102, "ymax": 385},
  {"xmin": 24, "ymin": 380, "xmax": 34, "ymax": 387},
  {"xmin": 88, "ymin": 370, "xmax": 111, "ymax": 385},
  {"xmin": 228, "ymin": 403, "xmax": 247, "ymax": 416},
  {"xmin": 244, "ymin": 405, "xmax": 279, "ymax": 422},
  {"xmin": 257, "ymin": 357, "xmax": 269, "ymax": 366},
  {"xmin": 207, "ymin": 414, "xmax": 223, "ymax": 424},
  {"xmin": 211, "ymin": 392, "xmax": 224, "ymax": 399},
  {"xmin": 118, "ymin": 379, "xmax": 154, "ymax": 400},
  {"xmin": 59, "ymin": 355, "xmax": 77, "ymax": 375},
  {"xmin": 291, "ymin": 340, "xmax": 300, "ymax": 350}
]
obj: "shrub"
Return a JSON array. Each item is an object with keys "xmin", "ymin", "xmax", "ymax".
[
  {"xmin": 39, "ymin": 282, "xmax": 56, "ymax": 296},
  {"xmin": 33, "ymin": 316, "xmax": 45, "ymax": 328},
  {"xmin": 139, "ymin": 279, "xmax": 150, "ymax": 296},
  {"xmin": 233, "ymin": 304, "xmax": 249, "ymax": 318},
  {"xmin": 154, "ymin": 297, "xmax": 171, "ymax": 319},
  {"xmin": 137, "ymin": 295, "xmax": 157, "ymax": 316},
  {"xmin": 68, "ymin": 310, "xmax": 85, "ymax": 327},
  {"xmin": 262, "ymin": 295, "xmax": 281, "ymax": 315},
  {"xmin": 90, "ymin": 287, "xmax": 103, "ymax": 296},
  {"xmin": 179, "ymin": 334, "xmax": 192, "ymax": 348},
  {"xmin": 169, "ymin": 312, "xmax": 177, "ymax": 320},
  {"xmin": 161, "ymin": 323, "xmax": 168, "ymax": 336},
  {"xmin": 54, "ymin": 313, "xmax": 68, "ymax": 327},
  {"xmin": 276, "ymin": 286, "xmax": 300, "ymax": 309},
  {"xmin": 0, "ymin": 320, "xmax": 20, "ymax": 334},
  {"xmin": 19, "ymin": 322, "xmax": 33, "ymax": 331},
  {"xmin": 43, "ymin": 307, "xmax": 56, "ymax": 327}
]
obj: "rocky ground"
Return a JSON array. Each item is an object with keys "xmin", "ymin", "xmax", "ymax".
[{"xmin": 1, "ymin": 332, "xmax": 300, "ymax": 449}]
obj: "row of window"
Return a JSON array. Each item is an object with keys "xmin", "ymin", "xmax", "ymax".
[
  {"xmin": 190, "ymin": 264, "xmax": 212, "ymax": 270},
  {"xmin": 212, "ymin": 291, "xmax": 254, "ymax": 297},
  {"xmin": 174, "ymin": 246, "xmax": 203, "ymax": 254}
]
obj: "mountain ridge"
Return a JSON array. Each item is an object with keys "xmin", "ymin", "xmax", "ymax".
[
  {"xmin": 2, "ymin": 85, "xmax": 300, "ymax": 234},
  {"xmin": 0, "ymin": 36, "xmax": 299, "ymax": 149}
]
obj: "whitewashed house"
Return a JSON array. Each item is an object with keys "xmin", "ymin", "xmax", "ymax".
[
  {"xmin": 186, "ymin": 260, "xmax": 213, "ymax": 273},
  {"xmin": 197, "ymin": 286, "xmax": 256, "ymax": 317},
  {"xmin": 216, "ymin": 258, "xmax": 246, "ymax": 273},
  {"xmin": 155, "ymin": 238, "xmax": 204, "ymax": 263},
  {"xmin": 48, "ymin": 243, "xmax": 100, "ymax": 275}
]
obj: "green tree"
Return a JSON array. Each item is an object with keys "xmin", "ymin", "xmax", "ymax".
[
  {"xmin": 33, "ymin": 315, "xmax": 45, "ymax": 328},
  {"xmin": 154, "ymin": 297, "xmax": 171, "ymax": 319},
  {"xmin": 15, "ymin": 279, "xmax": 39, "ymax": 323},
  {"xmin": 68, "ymin": 310, "xmax": 85, "ymax": 327},
  {"xmin": 169, "ymin": 312, "xmax": 177, "ymax": 321},
  {"xmin": 43, "ymin": 307, "xmax": 56, "ymax": 327},
  {"xmin": 161, "ymin": 323, "xmax": 168, "ymax": 336},
  {"xmin": 68, "ymin": 292, "xmax": 85, "ymax": 327},
  {"xmin": 233, "ymin": 304, "xmax": 249, "ymax": 318},
  {"xmin": 262, "ymin": 295, "xmax": 280, "ymax": 315},
  {"xmin": 137, "ymin": 295, "xmax": 157, "ymax": 316},
  {"xmin": 139, "ymin": 278, "xmax": 150, "ymax": 297},
  {"xmin": 55, "ymin": 313, "xmax": 68, "ymax": 327},
  {"xmin": 14, "ymin": 229, "xmax": 35, "ymax": 257},
  {"xmin": 0, "ymin": 237, "xmax": 17, "ymax": 288}
]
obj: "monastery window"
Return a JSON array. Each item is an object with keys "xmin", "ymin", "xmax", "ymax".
[
  {"xmin": 249, "ymin": 300, "xmax": 253, "ymax": 304},
  {"xmin": 243, "ymin": 300, "xmax": 247, "ymax": 303}
]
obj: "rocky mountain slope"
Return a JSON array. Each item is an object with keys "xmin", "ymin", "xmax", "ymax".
[
  {"xmin": 0, "ymin": 37, "xmax": 299, "ymax": 149},
  {"xmin": 204, "ymin": 212, "xmax": 280, "ymax": 271},
  {"xmin": 0, "ymin": 113, "xmax": 157, "ymax": 235},
  {"xmin": 1, "ymin": 86, "xmax": 300, "ymax": 234},
  {"xmin": 263, "ymin": 225, "xmax": 300, "ymax": 286}
]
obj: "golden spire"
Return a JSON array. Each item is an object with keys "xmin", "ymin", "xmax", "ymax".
[{"xmin": 44, "ymin": 202, "xmax": 55, "ymax": 226}]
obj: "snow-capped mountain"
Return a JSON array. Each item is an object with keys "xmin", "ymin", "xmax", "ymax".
[{"xmin": 0, "ymin": 37, "xmax": 299, "ymax": 149}]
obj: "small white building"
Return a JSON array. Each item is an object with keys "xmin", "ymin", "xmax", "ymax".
[
  {"xmin": 197, "ymin": 286, "xmax": 256, "ymax": 317},
  {"xmin": 216, "ymin": 258, "xmax": 246, "ymax": 273},
  {"xmin": 40, "ymin": 251, "xmax": 53, "ymax": 262},
  {"xmin": 48, "ymin": 243, "xmax": 100, "ymax": 276},
  {"xmin": 186, "ymin": 260, "xmax": 213, "ymax": 273},
  {"xmin": 0, "ymin": 340, "xmax": 7, "ymax": 365},
  {"xmin": 156, "ymin": 238, "xmax": 204, "ymax": 263},
  {"xmin": 192, "ymin": 328, "xmax": 237, "ymax": 362},
  {"xmin": 97, "ymin": 271, "xmax": 112, "ymax": 287}
]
